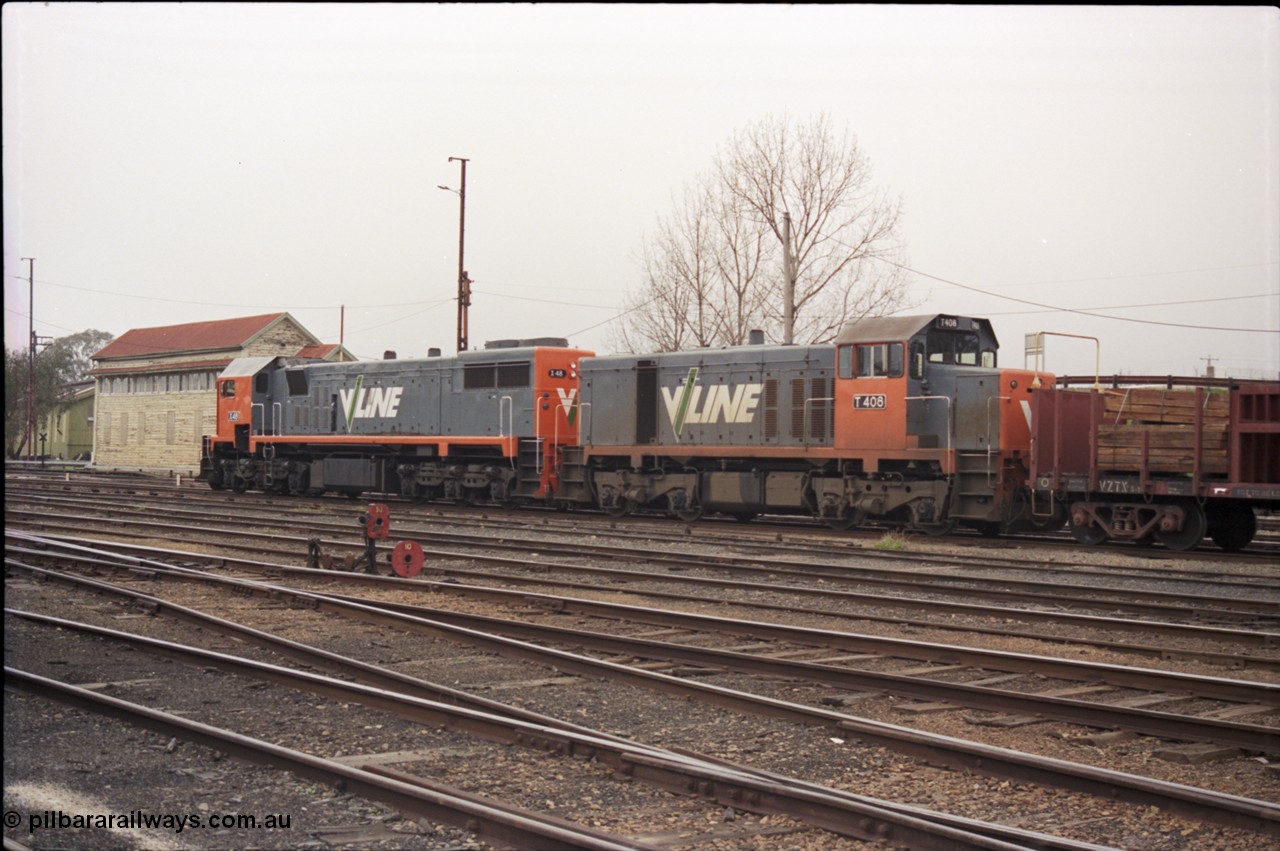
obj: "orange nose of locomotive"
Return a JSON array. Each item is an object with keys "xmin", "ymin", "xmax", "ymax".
[{"xmin": 995, "ymin": 367, "xmax": 1056, "ymax": 454}]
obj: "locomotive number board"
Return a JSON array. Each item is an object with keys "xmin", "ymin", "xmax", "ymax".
[{"xmin": 853, "ymin": 394, "xmax": 887, "ymax": 410}]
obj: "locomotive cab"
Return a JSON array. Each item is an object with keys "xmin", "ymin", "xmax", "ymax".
[
  {"xmin": 834, "ymin": 314, "xmax": 998, "ymax": 460},
  {"xmin": 832, "ymin": 314, "xmax": 1058, "ymax": 533}
]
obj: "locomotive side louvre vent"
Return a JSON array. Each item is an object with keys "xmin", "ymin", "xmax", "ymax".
[
  {"xmin": 763, "ymin": 378, "xmax": 779, "ymax": 440},
  {"xmin": 811, "ymin": 376, "xmax": 831, "ymax": 441},
  {"xmin": 790, "ymin": 377, "xmax": 831, "ymax": 441},
  {"xmin": 790, "ymin": 379, "xmax": 806, "ymax": 440}
]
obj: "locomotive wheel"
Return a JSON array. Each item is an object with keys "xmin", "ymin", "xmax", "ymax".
[
  {"xmin": 823, "ymin": 507, "xmax": 864, "ymax": 531},
  {"xmin": 918, "ymin": 519, "xmax": 957, "ymax": 537},
  {"xmin": 672, "ymin": 503, "xmax": 704, "ymax": 523},
  {"xmin": 603, "ymin": 499, "xmax": 635, "ymax": 518},
  {"xmin": 1154, "ymin": 503, "xmax": 1207, "ymax": 552},
  {"xmin": 1208, "ymin": 503, "xmax": 1256, "ymax": 552}
]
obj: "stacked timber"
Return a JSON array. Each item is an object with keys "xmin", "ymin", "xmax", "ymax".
[{"xmin": 1096, "ymin": 388, "xmax": 1229, "ymax": 475}]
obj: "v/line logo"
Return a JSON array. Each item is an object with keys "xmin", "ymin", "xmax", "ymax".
[
  {"xmin": 556, "ymin": 387, "xmax": 579, "ymax": 425},
  {"xmin": 661, "ymin": 368, "xmax": 763, "ymax": 440},
  {"xmin": 339, "ymin": 376, "xmax": 404, "ymax": 430}
]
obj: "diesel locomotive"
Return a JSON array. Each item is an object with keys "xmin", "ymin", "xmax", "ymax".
[{"xmin": 199, "ymin": 313, "xmax": 1279, "ymax": 550}]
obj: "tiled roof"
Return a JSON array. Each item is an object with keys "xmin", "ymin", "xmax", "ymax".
[
  {"xmin": 92, "ymin": 313, "xmax": 299, "ymax": 360},
  {"xmin": 297, "ymin": 343, "xmax": 341, "ymax": 360}
]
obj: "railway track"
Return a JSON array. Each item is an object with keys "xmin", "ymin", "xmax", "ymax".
[
  {"xmin": 6, "ymin": 549, "xmax": 1277, "ymax": 847},
  {"xmin": 8, "ymin": 468, "xmax": 1280, "ymax": 560},
  {"xmin": 7, "ymin": 491, "xmax": 1278, "ymax": 635},
  {"xmin": 5, "ymin": 473, "xmax": 1279, "ymax": 849},
  {"xmin": 9, "ymin": 543, "xmax": 1275, "ymax": 754}
]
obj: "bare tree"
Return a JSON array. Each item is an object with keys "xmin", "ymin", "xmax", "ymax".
[
  {"xmin": 615, "ymin": 114, "xmax": 908, "ymax": 352},
  {"xmin": 5, "ymin": 329, "xmax": 113, "ymax": 456}
]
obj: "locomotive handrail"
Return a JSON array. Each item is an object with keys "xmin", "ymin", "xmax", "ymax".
[
  {"xmin": 498, "ymin": 395, "xmax": 514, "ymax": 439},
  {"xmin": 983, "ymin": 396, "xmax": 1011, "ymax": 482},
  {"xmin": 272, "ymin": 403, "xmax": 283, "ymax": 436},
  {"xmin": 905, "ymin": 396, "xmax": 952, "ymax": 454},
  {"xmin": 1029, "ymin": 331, "xmax": 1100, "ymax": 390},
  {"xmin": 250, "ymin": 403, "xmax": 265, "ymax": 436}
]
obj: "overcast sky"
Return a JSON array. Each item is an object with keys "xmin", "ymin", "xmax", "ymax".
[{"xmin": 4, "ymin": 4, "xmax": 1278, "ymax": 379}]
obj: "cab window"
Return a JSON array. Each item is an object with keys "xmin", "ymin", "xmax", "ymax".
[
  {"xmin": 927, "ymin": 330, "xmax": 983, "ymax": 365},
  {"xmin": 220, "ymin": 380, "xmax": 237, "ymax": 398},
  {"xmin": 844, "ymin": 342, "xmax": 904, "ymax": 378}
]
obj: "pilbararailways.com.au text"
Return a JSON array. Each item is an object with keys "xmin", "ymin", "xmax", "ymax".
[{"xmin": 7, "ymin": 808, "xmax": 292, "ymax": 835}]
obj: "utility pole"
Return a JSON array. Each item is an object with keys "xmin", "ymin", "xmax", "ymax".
[
  {"xmin": 781, "ymin": 213, "xmax": 794, "ymax": 345},
  {"xmin": 1201, "ymin": 355, "xmax": 1217, "ymax": 379},
  {"xmin": 445, "ymin": 156, "xmax": 470, "ymax": 353},
  {"xmin": 21, "ymin": 257, "xmax": 35, "ymax": 460}
]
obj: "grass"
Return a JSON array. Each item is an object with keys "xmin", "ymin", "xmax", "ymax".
[{"xmin": 872, "ymin": 531, "xmax": 910, "ymax": 552}]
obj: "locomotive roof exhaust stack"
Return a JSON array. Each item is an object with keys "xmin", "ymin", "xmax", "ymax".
[
  {"xmin": 749, "ymin": 329, "xmax": 765, "ymax": 345},
  {"xmin": 383, "ymin": 350, "xmax": 397, "ymax": 360},
  {"xmin": 428, "ymin": 347, "xmax": 442, "ymax": 358}
]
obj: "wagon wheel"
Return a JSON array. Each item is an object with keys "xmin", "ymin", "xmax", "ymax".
[
  {"xmin": 1208, "ymin": 503, "xmax": 1256, "ymax": 553},
  {"xmin": 1069, "ymin": 518, "xmax": 1108, "ymax": 546},
  {"xmin": 1154, "ymin": 503, "xmax": 1207, "ymax": 552}
]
